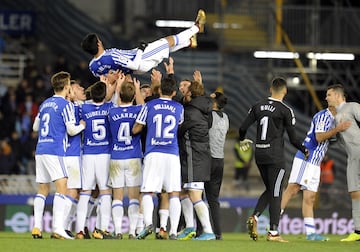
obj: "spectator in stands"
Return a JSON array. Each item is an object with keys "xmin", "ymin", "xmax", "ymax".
[
  {"xmin": 54, "ymin": 54, "xmax": 71, "ymax": 73},
  {"xmin": 8, "ymin": 131, "xmax": 25, "ymax": 174},
  {"xmin": 233, "ymin": 138, "xmax": 254, "ymax": 190},
  {"xmin": 15, "ymin": 79, "xmax": 33, "ymax": 105},
  {"xmin": 32, "ymin": 77, "xmax": 51, "ymax": 104},
  {"xmin": 0, "ymin": 88, "xmax": 19, "ymax": 139},
  {"xmin": 320, "ymin": 154, "xmax": 335, "ymax": 205},
  {"xmin": 0, "ymin": 139, "xmax": 15, "ymax": 174},
  {"xmin": 23, "ymin": 131, "xmax": 37, "ymax": 175},
  {"xmin": 19, "ymin": 93, "xmax": 39, "ymax": 126},
  {"xmin": 73, "ymin": 60, "xmax": 97, "ymax": 89}
]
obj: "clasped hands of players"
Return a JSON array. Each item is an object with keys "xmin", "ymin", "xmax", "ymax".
[{"xmin": 239, "ymin": 139, "xmax": 253, "ymax": 151}]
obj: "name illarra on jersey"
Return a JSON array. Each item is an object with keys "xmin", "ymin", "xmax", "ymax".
[{"xmin": 109, "ymin": 104, "xmax": 143, "ymax": 159}]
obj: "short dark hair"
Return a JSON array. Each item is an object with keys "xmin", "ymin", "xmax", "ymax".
[
  {"xmin": 327, "ymin": 84, "xmax": 346, "ymax": 99},
  {"xmin": 81, "ymin": 33, "xmax": 99, "ymax": 55},
  {"xmin": 120, "ymin": 81, "xmax": 136, "ymax": 103},
  {"xmin": 90, "ymin": 81, "xmax": 107, "ymax": 102},
  {"xmin": 160, "ymin": 77, "xmax": 177, "ymax": 96},
  {"xmin": 214, "ymin": 92, "xmax": 228, "ymax": 110},
  {"xmin": 51, "ymin": 71, "xmax": 70, "ymax": 92},
  {"xmin": 271, "ymin": 77, "xmax": 287, "ymax": 92}
]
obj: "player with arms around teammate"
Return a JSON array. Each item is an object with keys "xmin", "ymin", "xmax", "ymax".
[
  {"xmin": 32, "ymin": 71, "xmax": 85, "ymax": 239},
  {"xmin": 75, "ymin": 81, "xmax": 113, "ymax": 239},
  {"xmin": 281, "ymin": 105, "xmax": 350, "ymax": 241},
  {"xmin": 63, "ymin": 80, "xmax": 87, "ymax": 236},
  {"xmin": 108, "ymin": 78, "xmax": 144, "ymax": 240},
  {"xmin": 81, "ymin": 10, "xmax": 206, "ymax": 77},
  {"xmin": 238, "ymin": 77, "xmax": 308, "ymax": 242},
  {"xmin": 132, "ymin": 77, "xmax": 184, "ymax": 240},
  {"xmin": 325, "ymin": 84, "xmax": 360, "ymax": 242}
]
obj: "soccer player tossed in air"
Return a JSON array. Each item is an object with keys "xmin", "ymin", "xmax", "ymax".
[{"xmin": 81, "ymin": 9, "xmax": 206, "ymax": 77}]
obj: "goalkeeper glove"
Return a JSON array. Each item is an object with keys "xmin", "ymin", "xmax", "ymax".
[{"xmin": 239, "ymin": 139, "xmax": 253, "ymax": 151}]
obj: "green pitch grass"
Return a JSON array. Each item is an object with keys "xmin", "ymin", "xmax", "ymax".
[{"xmin": 0, "ymin": 232, "xmax": 358, "ymax": 252}]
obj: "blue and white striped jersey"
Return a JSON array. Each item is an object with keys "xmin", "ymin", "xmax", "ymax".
[
  {"xmin": 35, "ymin": 95, "xmax": 76, "ymax": 156},
  {"xmin": 295, "ymin": 108, "xmax": 335, "ymax": 165},
  {"xmin": 136, "ymin": 98, "xmax": 184, "ymax": 156},
  {"xmin": 108, "ymin": 104, "xmax": 143, "ymax": 159},
  {"xmin": 89, "ymin": 48, "xmax": 137, "ymax": 76},
  {"xmin": 81, "ymin": 101, "xmax": 112, "ymax": 154},
  {"xmin": 66, "ymin": 101, "xmax": 82, "ymax": 156}
]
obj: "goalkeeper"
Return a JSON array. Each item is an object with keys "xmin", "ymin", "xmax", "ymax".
[{"xmin": 238, "ymin": 77, "xmax": 308, "ymax": 243}]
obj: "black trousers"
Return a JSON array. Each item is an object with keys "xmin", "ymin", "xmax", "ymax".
[
  {"xmin": 204, "ymin": 157, "xmax": 224, "ymax": 238},
  {"xmin": 253, "ymin": 162, "xmax": 286, "ymax": 231}
]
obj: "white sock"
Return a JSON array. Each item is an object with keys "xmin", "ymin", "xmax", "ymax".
[
  {"xmin": 67, "ymin": 201, "xmax": 77, "ymax": 230},
  {"xmin": 63, "ymin": 196, "xmax": 77, "ymax": 230},
  {"xmin": 86, "ymin": 196, "xmax": 97, "ymax": 225},
  {"xmin": 95, "ymin": 199, "xmax": 101, "ymax": 229},
  {"xmin": 159, "ymin": 209, "xmax": 169, "ymax": 230},
  {"xmin": 128, "ymin": 199, "xmax": 139, "ymax": 236},
  {"xmin": 142, "ymin": 194, "xmax": 154, "ymax": 227},
  {"xmin": 76, "ymin": 193, "xmax": 90, "ymax": 233},
  {"xmin": 100, "ymin": 194, "xmax": 112, "ymax": 231},
  {"xmin": 194, "ymin": 200, "xmax": 213, "ymax": 234},
  {"xmin": 304, "ymin": 217, "xmax": 315, "ymax": 235},
  {"xmin": 352, "ymin": 199, "xmax": 360, "ymax": 231},
  {"xmin": 33, "ymin": 194, "xmax": 46, "ymax": 230},
  {"xmin": 52, "ymin": 193, "xmax": 66, "ymax": 232},
  {"xmin": 181, "ymin": 197, "xmax": 194, "ymax": 228},
  {"xmin": 112, "ymin": 200, "xmax": 124, "ymax": 235},
  {"xmin": 136, "ymin": 213, "xmax": 144, "ymax": 234},
  {"xmin": 169, "ymin": 196, "xmax": 181, "ymax": 235},
  {"xmin": 170, "ymin": 26, "xmax": 199, "ymax": 52}
]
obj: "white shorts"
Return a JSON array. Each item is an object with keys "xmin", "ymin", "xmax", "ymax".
[
  {"xmin": 108, "ymin": 158, "xmax": 142, "ymax": 188},
  {"xmin": 183, "ymin": 182, "xmax": 205, "ymax": 191},
  {"xmin": 65, "ymin": 156, "xmax": 82, "ymax": 189},
  {"xmin": 288, "ymin": 157, "xmax": 320, "ymax": 192},
  {"xmin": 81, "ymin": 154, "xmax": 110, "ymax": 191},
  {"xmin": 137, "ymin": 38, "xmax": 170, "ymax": 73},
  {"xmin": 35, "ymin": 154, "xmax": 68, "ymax": 183},
  {"xmin": 141, "ymin": 152, "xmax": 181, "ymax": 193}
]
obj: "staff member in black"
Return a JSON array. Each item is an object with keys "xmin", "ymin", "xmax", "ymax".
[{"xmin": 238, "ymin": 77, "xmax": 308, "ymax": 242}]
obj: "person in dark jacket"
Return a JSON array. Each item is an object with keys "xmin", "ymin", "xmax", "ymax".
[{"xmin": 177, "ymin": 80, "xmax": 216, "ymax": 240}]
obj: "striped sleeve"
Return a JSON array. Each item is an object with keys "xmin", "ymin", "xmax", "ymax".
[{"xmin": 136, "ymin": 104, "xmax": 148, "ymax": 125}]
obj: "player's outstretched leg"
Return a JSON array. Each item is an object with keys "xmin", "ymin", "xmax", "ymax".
[
  {"xmin": 195, "ymin": 9, "xmax": 206, "ymax": 33},
  {"xmin": 190, "ymin": 9, "xmax": 206, "ymax": 48},
  {"xmin": 246, "ymin": 215, "xmax": 258, "ymax": 241}
]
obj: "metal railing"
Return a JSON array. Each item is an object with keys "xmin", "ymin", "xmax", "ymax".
[{"xmin": 0, "ymin": 54, "xmax": 28, "ymax": 87}]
